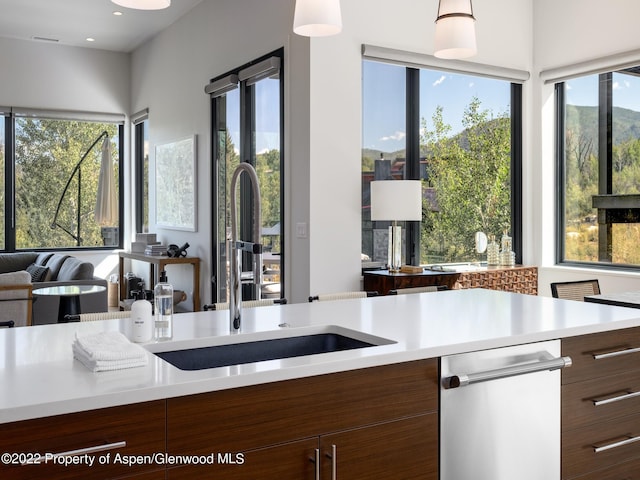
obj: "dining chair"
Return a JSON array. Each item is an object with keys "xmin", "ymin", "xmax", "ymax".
[
  {"xmin": 308, "ymin": 291, "xmax": 378, "ymax": 302},
  {"xmin": 203, "ymin": 298, "xmax": 287, "ymax": 311},
  {"xmin": 388, "ymin": 285, "xmax": 448, "ymax": 295},
  {"xmin": 0, "ymin": 271, "xmax": 34, "ymax": 327},
  {"xmin": 550, "ymin": 279, "xmax": 600, "ymax": 301}
]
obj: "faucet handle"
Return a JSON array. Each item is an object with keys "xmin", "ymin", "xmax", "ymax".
[{"xmin": 235, "ymin": 240, "xmax": 263, "ymax": 254}]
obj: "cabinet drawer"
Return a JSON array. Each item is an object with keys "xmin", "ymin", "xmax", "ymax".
[
  {"xmin": 565, "ymin": 456, "xmax": 640, "ymax": 480},
  {"xmin": 563, "ymin": 411, "xmax": 640, "ymax": 479},
  {"xmin": 562, "ymin": 327, "xmax": 640, "ymax": 385},
  {"xmin": 563, "ymin": 368, "xmax": 640, "ymax": 430},
  {"xmin": 167, "ymin": 359, "xmax": 438, "ymax": 455},
  {"xmin": 0, "ymin": 400, "xmax": 166, "ymax": 480}
]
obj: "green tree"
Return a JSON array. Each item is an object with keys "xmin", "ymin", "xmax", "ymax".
[
  {"xmin": 421, "ymin": 98, "xmax": 511, "ymax": 262},
  {"xmin": 15, "ymin": 118, "xmax": 119, "ymax": 248}
]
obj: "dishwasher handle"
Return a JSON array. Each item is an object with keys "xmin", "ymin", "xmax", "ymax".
[{"xmin": 443, "ymin": 353, "xmax": 572, "ymax": 389}]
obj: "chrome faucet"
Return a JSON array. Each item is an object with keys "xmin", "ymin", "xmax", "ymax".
[{"xmin": 229, "ymin": 162, "xmax": 263, "ymax": 332}]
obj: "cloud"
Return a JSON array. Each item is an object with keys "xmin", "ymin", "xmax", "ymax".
[
  {"xmin": 613, "ymin": 81, "xmax": 621, "ymax": 90},
  {"xmin": 468, "ymin": 82, "xmax": 475, "ymax": 88},
  {"xmin": 380, "ymin": 131, "xmax": 406, "ymax": 142},
  {"xmin": 433, "ymin": 75, "xmax": 446, "ymax": 86}
]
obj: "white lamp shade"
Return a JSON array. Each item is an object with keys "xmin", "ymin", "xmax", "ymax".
[
  {"xmin": 111, "ymin": 0, "xmax": 170, "ymax": 10},
  {"xmin": 370, "ymin": 180, "xmax": 422, "ymax": 221},
  {"xmin": 293, "ymin": 0, "xmax": 342, "ymax": 37},
  {"xmin": 434, "ymin": 0, "xmax": 477, "ymax": 59}
]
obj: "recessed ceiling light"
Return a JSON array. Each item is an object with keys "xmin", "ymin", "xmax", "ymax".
[
  {"xmin": 113, "ymin": 11, "xmax": 124, "ymax": 16},
  {"xmin": 86, "ymin": 37, "xmax": 95, "ymax": 42},
  {"xmin": 111, "ymin": 0, "xmax": 170, "ymax": 10}
]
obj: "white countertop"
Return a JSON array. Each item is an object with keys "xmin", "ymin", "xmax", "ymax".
[{"xmin": 3, "ymin": 288, "xmax": 640, "ymax": 424}]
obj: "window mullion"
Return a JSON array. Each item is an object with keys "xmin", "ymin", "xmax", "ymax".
[{"xmin": 406, "ymin": 68, "xmax": 420, "ymax": 266}]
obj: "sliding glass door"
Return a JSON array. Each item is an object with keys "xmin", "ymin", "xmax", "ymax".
[{"xmin": 209, "ymin": 50, "xmax": 284, "ymax": 303}]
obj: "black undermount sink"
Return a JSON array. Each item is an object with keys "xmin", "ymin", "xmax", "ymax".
[{"xmin": 154, "ymin": 333, "xmax": 378, "ymax": 371}]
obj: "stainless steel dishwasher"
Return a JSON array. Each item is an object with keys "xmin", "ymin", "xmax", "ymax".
[{"xmin": 440, "ymin": 340, "xmax": 572, "ymax": 480}]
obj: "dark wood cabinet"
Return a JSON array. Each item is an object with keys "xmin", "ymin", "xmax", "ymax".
[
  {"xmin": 562, "ymin": 327, "xmax": 640, "ymax": 479},
  {"xmin": 319, "ymin": 414, "xmax": 438, "ymax": 480},
  {"xmin": 363, "ymin": 265, "xmax": 538, "ymax": 295},
  {"xmin": 0, "ymin": 400, "xmax": 166, "ymax": 480},
  {"xmin": 166, "ymin": 360, "xmax": 438, "ymax": 479}
]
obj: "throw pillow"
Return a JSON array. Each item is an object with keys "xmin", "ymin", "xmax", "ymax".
[{"xmin": 26, "ymin": 263, "xmax": 50, "ymax": 282}]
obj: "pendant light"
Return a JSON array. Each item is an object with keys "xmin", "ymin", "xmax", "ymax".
[
  {"xmin": 434, "ymin": 0, "xmax": 477, "ymax": 59},
  {"xmin": 293, "ymin": 0, "xmax": 342, "ymax": 37},
  {"xmin": 111, "ymin": 0, "xmax": 170, "ymax": 10}
]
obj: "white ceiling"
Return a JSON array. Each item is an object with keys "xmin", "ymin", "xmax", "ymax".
[{"xmin": 0, "ymin": 0, "xmax": 203, "ymax": 52}]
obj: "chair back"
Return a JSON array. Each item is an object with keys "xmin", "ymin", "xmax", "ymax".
[
  {"xmin": 550, "ymin": 279, "xmax": 600, "ymax": 301},
  {"xmin": 0, "ymin": 271, "xmax": 33, "ymax": 327},
  {"xmin": 389, "ymin": 285, "xmax": 448, "ymax": 295},
  {"xmin": 309, "ymin": 291, "xmax": 378, "ymax": 302},
  {"xmin": 64, "ymin": 311, "xmax": 132, "ymax": 322},
  {"xmin": 204, "ymin": 298, "xmax": 287, "ymax": 311}
]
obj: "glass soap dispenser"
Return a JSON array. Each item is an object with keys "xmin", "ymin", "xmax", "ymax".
[{"xmin": 154, "ymin": 270, "xmax": 173, "ymax": 340}]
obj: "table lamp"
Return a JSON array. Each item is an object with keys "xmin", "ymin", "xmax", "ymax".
[{"xmin": 370, "ymin": 180, "xmax": 422, "ymax": 272}]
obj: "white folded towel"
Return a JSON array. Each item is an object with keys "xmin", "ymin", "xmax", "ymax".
[{"xmin": 72, "ymin": 331, "xmax": 148, "ymax": 372}]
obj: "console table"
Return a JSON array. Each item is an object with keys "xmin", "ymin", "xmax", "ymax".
[
  {"xmin": 118, "ymin": 252, "xmax": 201, "ymax": 311},
  {"xmin": 363, "ymin": 265, "xmax": 538, "ymax": 295}
]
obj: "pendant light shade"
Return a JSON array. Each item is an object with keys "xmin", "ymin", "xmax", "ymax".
[
  {"xmin": 293, "ymin": 0, "xmax": 342, "ymax": 37},
  {"xmin": 111, "ymin": 0, "xmax": 170, "ymax": 10},
  {"xmin": 434, "ymin": 0, "xmax": 477, "ymax": 59}
]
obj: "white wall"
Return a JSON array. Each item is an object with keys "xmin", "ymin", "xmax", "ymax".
[
  {"xmin": 0, "ymin": 37, "xmax": 129, "ymax": 280},
  {"xmin": 128, "ymin": 0, "xmax": 640, "ymax": 304},
  {"xmin": 130, "ymin": 0, "xmax": 533, "ymax": 304},
  {"xmin": 532, "ymin": 0, "xmax": 640, "ymax": 296},
  {"xmin": 0, "ymin": 37, "xmax": 129, "ymax": 112},
  {"xmin": 130, "ymin": 0, "xmax": 312, "ymax": 304},
  {"xmin": 306, "ymin": 0, "xmax": 533, "ymax": 296}
]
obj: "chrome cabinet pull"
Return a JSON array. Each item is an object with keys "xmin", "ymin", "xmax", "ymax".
[
  {"xmin": 593, "ymin": 390, "xmax": 640, "ymax": 406},
  {"xmin": 22, "ymin": 441, "xmax": 127, "ymax": 466},
  {"xmin": 325, "ymin": 444, "xmax": 337, "ymax": 480},
  {"xmin": 331, "ymin": 444, "xmax": 337, "ymax": 480},
  {"xmin": 594, "ymin": 435, "xmax": 640, "ymax": 453},
  {"xmin": 310, "ymin": 449, "xmax": 320, "ymax": 480},
  {"xmin": 593, "ymin": 346, "xmax": 640, "ymax": 360},
  {"xmin": 443, "ymin": 353, "xmax": 572, "ymax": 389}
]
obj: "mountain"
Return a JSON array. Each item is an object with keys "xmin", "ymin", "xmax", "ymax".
[
  {"xmin": 364, "ymin": 105, "xmax": 640, "ymax": 166},
  {"xmin": 566, "ymin": 105, "xmax": 640, "ymax": 146}
]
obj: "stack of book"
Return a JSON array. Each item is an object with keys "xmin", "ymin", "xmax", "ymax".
[
  {"xmin": 131, "ymin": 233, "xmax": 165, "ymax": 255},
  {"xmin": 144, "ymin": 244, "xmax": 167, "ymax": 256}
]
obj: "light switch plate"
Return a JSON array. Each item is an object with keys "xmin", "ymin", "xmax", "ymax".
[{"xmin": 296, "ymin": 222, "xmax": 308, "ymax": 239}]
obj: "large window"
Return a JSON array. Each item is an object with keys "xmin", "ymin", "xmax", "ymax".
[
  {"xmin": 558, "ymin": 67, "xmax": 640, "ymax": 267},
  {"xmin": 208, "ymin": 50, "xmax": 284, "ymax": 303},
  {"xmin": 11, "ymin": 111, "xmax": 123, "ymax": 250},
  {"xmin": 362, "ymin": 59, "xmax": 521, "ymax": 266}
]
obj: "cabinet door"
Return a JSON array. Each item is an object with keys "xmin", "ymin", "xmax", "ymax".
[
  {"xmin": 320, "ymin": 414, "xmax": 437, "ymax": 480},
  {"xmin": 0, "ymin": 400, "xmax": 166, "ymax": 480},
  {"xmin": 166, "ymin": 438, "xmax": 318, "ymax": 480}
]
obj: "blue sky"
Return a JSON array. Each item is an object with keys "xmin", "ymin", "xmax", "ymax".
[
  {"xmin": 362, "ymin": 61, "xmax": 511, "ymax": 153},
  {"xmin": 565, "ymin": 71, "xmax": 640, "ymax": 110}
]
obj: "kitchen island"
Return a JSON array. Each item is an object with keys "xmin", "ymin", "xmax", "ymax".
[{"xmin": 2, "ymin": 288, "xmax": 640, "ymax": 479}]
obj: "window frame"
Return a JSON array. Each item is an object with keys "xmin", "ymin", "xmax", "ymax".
[
  {"xmin": 3, "ymin": 110, "xmax": 124, "ymax": 252},
  {"xmin": 208, "ymin": 48, "xmax": 285, "ymax": 303},
  {"xmin": 133, "ymin": 111, "xmax": 149, "ymax": 235},
  {"xmin": 362, "ymin": 59, "xmax": 524, "ymax": 266},
  {"xmin": 555, "ymin": 69, "xmax": 640, "ymax": 270}
]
